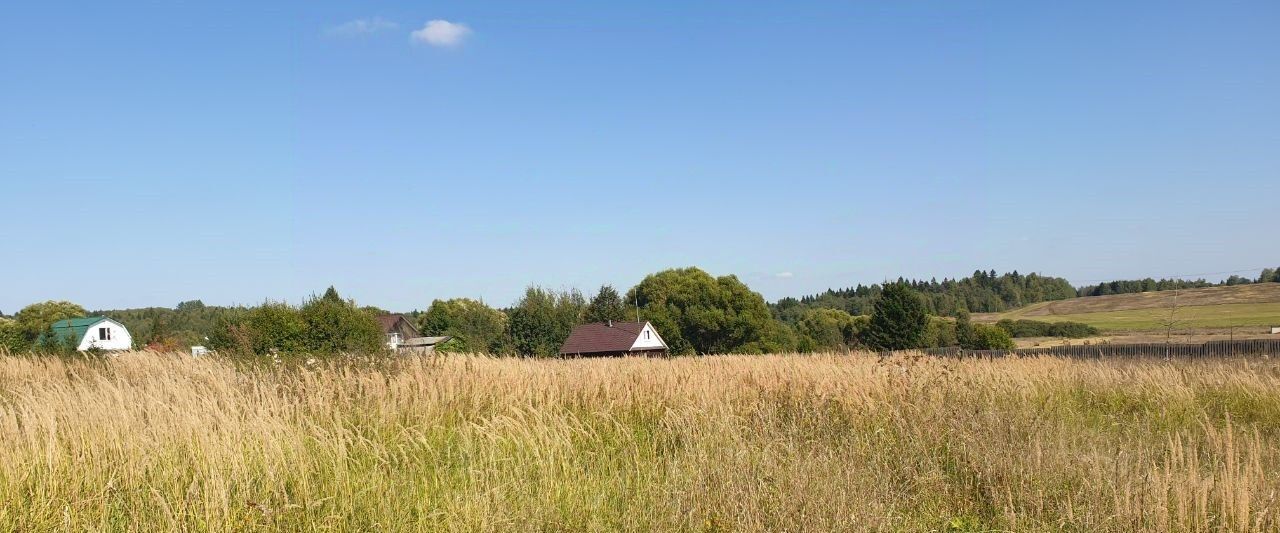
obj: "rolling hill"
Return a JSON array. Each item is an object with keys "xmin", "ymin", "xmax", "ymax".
[{"xmin": 973, "ymin": 283, "xmax": 1280, "ymax": 332}]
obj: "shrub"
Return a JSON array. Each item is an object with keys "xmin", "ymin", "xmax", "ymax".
[
  {"xmin": 996, "ymin": 319, "xmax": 1098, "ymax": 338},
  {"xmin": 794, "ymin": 308, "xmax": 863, "ymax": 352},
  {"xmin": 0, "ymin": 319, "xmax": 25, "ymax": 352},
  {"xmin": 299, "ymin": 296, "xmax": 384, "ymax": 354},
  {"xmin": 244, "ymin": 303, "xmax": 309, "ymax": 355},
  {"xmin": 922, "ymin": 316, "xmax": 958, "ymax": 349},
  {"xmin": 209, "ymin": 288, "xmax": 386, "ymax": 357},
  {"xmin": 960, "ymin": 322, "xmax": 1016, "ymax": 350},
  {"xmin": 420, "ymin": 298, "xmax": 511, "ymax": 354}
]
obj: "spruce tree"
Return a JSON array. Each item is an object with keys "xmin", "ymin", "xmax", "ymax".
[
  {"xmin": 584, "ymin": 285, "xmax": 630, "ymax": 323},
  {"xmin": 321, "ymin": 286, "xmax": 343, "ymax": 303},
  {"xmin": 862, "ymin": 281, "xmax": 928, "ymax": 351}
]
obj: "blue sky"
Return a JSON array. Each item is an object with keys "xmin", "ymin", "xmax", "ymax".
[{"xmin": 2, "ymin": 1, "xmax": 1277, "ymax": 312}]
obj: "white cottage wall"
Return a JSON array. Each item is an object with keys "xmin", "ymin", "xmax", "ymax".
[
  {"xmin": 630, "ymin": 322, "xmax": 667, "ymax": 351},
  {"xmin": 78, "ymin": 319, "xmax": 133, "ymax": 351}
]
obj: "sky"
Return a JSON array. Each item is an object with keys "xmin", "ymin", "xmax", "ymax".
[{"xmin": 1, "ymin": 1, "xmax": 1278, "ymax": 312}]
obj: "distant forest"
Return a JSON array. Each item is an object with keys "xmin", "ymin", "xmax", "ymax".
[
  {"xmin": 775, "ymin": 270, "xmax": 1078, "ymax": 318},
  {"xmin": 779, "ymin": 267, "xmax": 1280, "ymax": 319},
  {"xmin": 90, "ymin": 300, "xmax": 240, "ymax": 351},
  {"xmin": 1074, "ymin": 270, "xmax": 1277, "ymax": 297}
]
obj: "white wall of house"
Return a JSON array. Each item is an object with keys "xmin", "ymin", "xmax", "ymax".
[
  {"xmin": 630, "ymin": 322, "xmax": 667, "ymax": 350},
  {"xmin": 78, "ymin": 319, "xmax": 132, "ymax": 351}
]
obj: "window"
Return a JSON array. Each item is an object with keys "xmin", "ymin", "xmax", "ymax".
[
  {"xmin": 99, "ymin": 327, "xmax": 110, "ymax": 340},
  {"xmin": 644, "ymin": 330, "xmax": 651, "ymax": 340}
]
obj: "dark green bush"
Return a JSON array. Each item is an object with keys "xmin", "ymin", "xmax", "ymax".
[
  {"xmin": 995, "ymin": 319, "xmax": 1098, "ymax": 338},
  {"xmin": 299, "ymin": 296, "xmax": 384, "ymax": 354},
  {"xmin": 921, "ymin": 316, "xmax": 958, "ymax": 349},
  {"xmin": 960, "ymin": 322, "xmax": 1016, "ymax": 350},
  {"xmin": 208, "ymin": 290, "xmax": 385, "ymax": 357}
]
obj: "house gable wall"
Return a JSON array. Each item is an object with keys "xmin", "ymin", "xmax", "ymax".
[
  {"xmin": 77, "ymin": 319, "xmax": 133, "ymax": 351},
  {"xmin": 630, "ymin": 322, "xmax": 667, "ymax": 351}
]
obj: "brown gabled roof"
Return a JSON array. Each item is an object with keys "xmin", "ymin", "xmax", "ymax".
[
  {"xmin": 375, "ymin": 314, "xmax": 420, "ymax": 336},
  {"xmin": 375, "ymin": 315, "xmax": 401, "ymax": 332},
  {"xmin": 559, "ymin": 321, "xmax": 657, "ymax": 355}
]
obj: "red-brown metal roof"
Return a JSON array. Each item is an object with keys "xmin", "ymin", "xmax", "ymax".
[{"xmin": 559, "ymin": 321, "xmax": 652, "ymax": 355}]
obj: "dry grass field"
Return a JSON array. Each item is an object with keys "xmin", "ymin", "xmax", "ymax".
[{"xmin": 2, "ymin": 351, "xmax": 1280, "ymax": 531}]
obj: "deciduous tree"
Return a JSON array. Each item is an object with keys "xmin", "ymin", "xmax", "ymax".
[
  {"xmin": 420, "ymin": 298, "xmax": 510, "ymax": 354},
  {"xmin": 14, "ymin": 300, "xmax": 87, "ymax": 346},
  {"xmin": 626, "ymin": 267, "xmax": 782, "ymax": 355},
  {"xmin": 299, "ymin": 295, "xmax": 384, "ymax": 354},
  {"xmin": 508, "ymin": 287, "xmax": 585, "ymax": 357}
]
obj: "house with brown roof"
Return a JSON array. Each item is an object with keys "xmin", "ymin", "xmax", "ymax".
[
  {"xmin": 559, "ymin": 320, "xmax": 669, "ymax": 357},
  {"xmin": 376, "ymin": 314, "xmax": 452, "ymax": 354}
]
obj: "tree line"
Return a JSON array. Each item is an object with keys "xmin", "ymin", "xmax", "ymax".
[
  {"xmin": 3, "ymin": 266, "xmax": 1274, "ymax": 357},
  {"xmin": 0, "ymin": 269, "xmax": 1017, "ymax": 357},
  {"xmin": 777, "ymin": 267, "xmax": 1280, "ymax": 320},
  {"xmin": 777, "ymin": 270, "xmax": 1078, "ymax": 318},
  {"xmin": 1075, "ymin": 267, "xmax": 1280, "ymax": 297}
]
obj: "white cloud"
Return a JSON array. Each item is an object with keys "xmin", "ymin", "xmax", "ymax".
[
  {"xmin": 411, "ymin": 20, "xmax": 471, "ymax": 47},
  {"xmin": 774, "ymin": 272, "xmax": 795, "ymax": 279},
  {"xmin": 326, "ymin": 17, "xmax": 399, "ymax": 37}
]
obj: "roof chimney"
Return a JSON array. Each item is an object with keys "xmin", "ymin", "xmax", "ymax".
[{"xmin": 607, "ymin": 320, "xmax": 613, "ymax": 327}]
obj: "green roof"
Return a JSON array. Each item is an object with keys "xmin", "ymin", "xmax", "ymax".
[{"xmin": 44, "ymin": 316, "xmax": 111, "ymax": 345}]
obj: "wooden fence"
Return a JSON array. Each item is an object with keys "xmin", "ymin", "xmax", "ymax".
[{"xmin": 899, "ymin": 338, "xmax": 1280, "ymax": 360}]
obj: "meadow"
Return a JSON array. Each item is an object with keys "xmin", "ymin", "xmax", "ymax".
[
  {"xmin": 991, "ymin": 302, "xmax": 1280, "ymax": 331},
  {"xmin": 976, "ymin": 283, "xmax": 1280, "ymax": 332},
  {"xmin": 1, "ymin": 351, "xmax": 1279, "ymax": 531}
]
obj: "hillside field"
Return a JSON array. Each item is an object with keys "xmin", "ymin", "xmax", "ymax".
[
  {"xmin": 975, "ymin": 283, "xmax": 1280, "ymax": 332},
  {"xmin": 2, "ymin": 351, "xmax": 1279, "ymax": 531}
]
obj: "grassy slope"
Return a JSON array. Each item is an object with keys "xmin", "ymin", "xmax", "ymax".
[
  {"xmin": 2, "ymin": 352, "xmax": 1280, "ymax": 531},
  {"xmin": 975, "ymin": 283, "xmax": 1280, "ymax": 332}
]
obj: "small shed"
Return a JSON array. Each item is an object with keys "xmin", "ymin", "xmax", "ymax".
[
  {"xmin": 1271, "ymin": 326, "xmax": 1280, "ymax": 335},
  {"xmin": 397, "ymin": 335, "xmax": 454, "ymax": 354},
  {"xmin": 559, "ymin": 320, "xmax": 668, "ymax": 357},
  {"xmin": 46, "ymin": 316, "xmax": 133, "ymax": 351}
]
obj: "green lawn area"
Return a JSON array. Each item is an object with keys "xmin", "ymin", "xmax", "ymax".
[{"xmin": 997, "ymin": 302, "xmax": 1280, "ymax": 331}]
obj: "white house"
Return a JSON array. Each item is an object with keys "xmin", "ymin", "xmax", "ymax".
[
  {"xmin": 47, "ymin": 316, "xmax": 133, "ymax": 351},
  {"xmin": 559, "ymin": 320, "xmax": 669, "ymax": 357}
]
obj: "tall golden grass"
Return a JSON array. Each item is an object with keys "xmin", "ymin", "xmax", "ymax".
[{"xmin": 1, "ymin": 351, "xmax": 1278, "ymax": 531}]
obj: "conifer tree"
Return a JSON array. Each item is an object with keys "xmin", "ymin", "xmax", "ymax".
[{"xmin": 862, "ymin": 282, "xmax": 928, "ymax": 350}]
